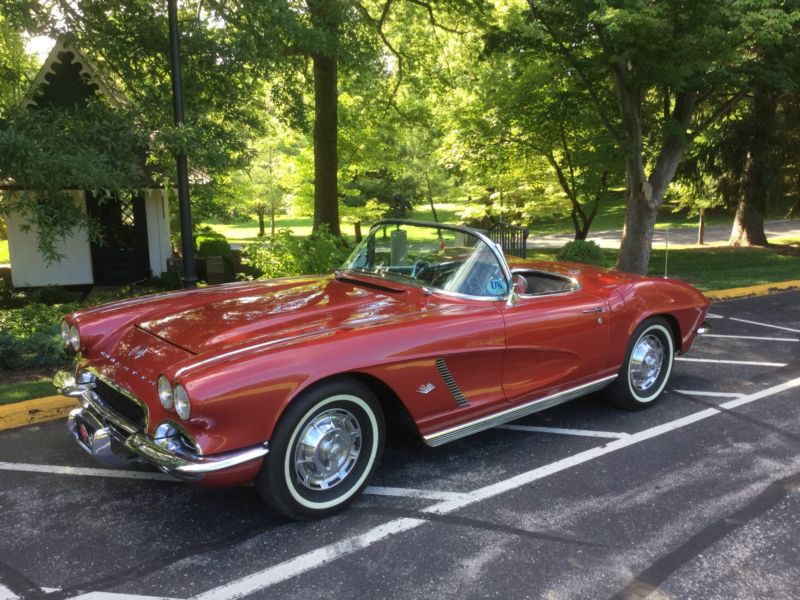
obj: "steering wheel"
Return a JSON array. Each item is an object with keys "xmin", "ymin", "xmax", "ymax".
[{"xmin": 410, "ymin": 260, "xmax": 429, "ymax": 280}]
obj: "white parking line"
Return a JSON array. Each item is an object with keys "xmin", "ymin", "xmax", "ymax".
[
  {"xmin": 0, "ymin": 461, "xmax": 461, "ymax": 503},
  {"xmin": 729, "ymin": 317, "xmax": 800, "ymax": 334},
  {"xmin": 672, "ymin": 390, "xmax": 745, "ymax": 399},
  {"xmin": 0, "ymin": 585, "xmax": 17, "ymax": 600},
  {"xmin": 701, "ymin": 334, "xmax": 799, "ymax": 342},
  {"xmin": 364, "ymin": 486, "xmax": 467, "ymax": 502},
  {"xmin": 0, "ymin": 588, "xmax": 176, "ymax": 600},
  {"xmin": 190, "ymin": 376, "xmax": 800, "ymax": 600},
  {"xmin": 706, "ymin": 313, "xmax": 724, "ymax": 319},
  {"xmin": 0, "ymin": 462, "xmax": 177, "ymax": 481},
  {"xmin": 497, "ymin": 425, "xmax": 629, "ymax": 439},
  {"xmin": 676, "ymin": 357, "xmax": 787, "ymax": 367}
]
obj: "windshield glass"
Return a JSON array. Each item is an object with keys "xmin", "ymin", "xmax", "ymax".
[{"xmin": 343, "ymin": 222, "xmax": 509, "ymax": 298}]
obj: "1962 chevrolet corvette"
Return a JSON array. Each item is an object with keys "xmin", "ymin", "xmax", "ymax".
[{"xmin": 56, "ymin": 220, "xmax": 710, "ymax": 518}]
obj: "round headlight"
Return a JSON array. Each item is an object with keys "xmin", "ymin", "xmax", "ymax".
[
  {"xmin": 174, "ymin": 384, "xmax": 191, "ymax": 420},
  {"xmin": 157, "ymin": 376, "xmax": 174, "ymax": 410},
  {"xmin": 60, "ymin": 320, "xmax": 70, "ymax": 347},
  {"xmin": 68, "ymin": 324, "xmax": 80, "ymax": 352}
]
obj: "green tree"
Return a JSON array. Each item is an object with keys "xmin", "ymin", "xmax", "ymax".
[{"xmin": 525, "ymin": 0, "xmax": 798, "ymax": 273}]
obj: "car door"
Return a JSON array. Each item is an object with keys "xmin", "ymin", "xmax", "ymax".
[{"xmin": 501, "ymin": 278, "xmax": 610, "ymax": 403}]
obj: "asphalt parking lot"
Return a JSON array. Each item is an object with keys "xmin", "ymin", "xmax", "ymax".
[{"xmin": 1, "ymin": 291, "xmax": 799, "ymax": 600}]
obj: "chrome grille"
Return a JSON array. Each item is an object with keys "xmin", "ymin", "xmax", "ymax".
[{"xmin": 93, "ymin": 378, "xmax": 146, "ymax": 429}]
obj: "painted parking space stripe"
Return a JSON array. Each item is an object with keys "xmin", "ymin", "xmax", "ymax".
[
  {"xmin": 0, "ymin": 461, "xmax": 460, "ymax": 503},
  {"xmin": 497, "ymin": 424, "xmax": 629, "ymax": 439},
  {"xmin": 0, "ymin": 462, "xmax": 178, "ymax": 481},
  {"xmin": 729, "ymin": 317, "xmax": 800, "ymax": 334},
  {"xmin": 705, "ymin": 313, "xmax": 724, "ymax": 319},
  {"xmin": 672, "ymin": 390, "xmax": 744, "ymax": 399},
  {"xmin": 0, "ymin": 588, "xmax": 177, "ymax": 600},
  {"xmin": 189, "ymin": 376, "xmax": 800, "ymax": 600},
  {"xmin": 700, "ymin": 334, "xmax": 799, "ymax": 342},
  {"xmin": 364, "ymin": 486, "xmax": 466, "ymax": 502},
  {"xmin": 675, "ymin": 357, "xmax": 787, "ymax": 367}
]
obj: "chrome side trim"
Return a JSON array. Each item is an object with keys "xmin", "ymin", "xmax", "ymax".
[
  {"xmin": 423, "ymin": 375, "xmax": 617, "ymax": 447},
  {"xmin": 435, "ymin": 357, "xmax": 469, "ymax": 407}
]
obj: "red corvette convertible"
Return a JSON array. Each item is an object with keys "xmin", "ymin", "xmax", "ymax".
[{"xmin": 56, "ymin": 220, "xmax": 710, "ymax": 518}]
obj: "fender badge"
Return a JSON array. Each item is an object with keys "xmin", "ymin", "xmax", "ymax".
[
  {"xmin": 417, "ymin": 383, "xmax": 436, "ymax": 394},
  {"xmin": 128, "ymin": 345, "xmax": 148, "ymax": 360}
]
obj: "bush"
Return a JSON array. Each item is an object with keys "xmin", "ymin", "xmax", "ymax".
[
  {"xmin": 556, "ymin": 240, "xmax": 608, "ymax": 267},
  {"xmin": 0, "ymin": 302, "xmax": 79, "ymax": 369},
  {"xmin": 0, "ymin": 279, "xmax": 14, "ymax": 308},
  {"xmin": 241, "ymin": 226, "xmax": 351, "ymax": 280}
]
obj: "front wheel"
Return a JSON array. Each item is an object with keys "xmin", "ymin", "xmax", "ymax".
[
  {"xmin": 605, "ymin": 317, "xmax": 675, "ymax": 410},
  {"xmin": 256, "ymin": 377, "xmax": 385, "ymax": 519}
]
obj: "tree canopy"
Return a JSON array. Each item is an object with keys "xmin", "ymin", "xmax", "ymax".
[{"xmin": 1, "ymin": 0, "xmax": 799, "ymax": 271}]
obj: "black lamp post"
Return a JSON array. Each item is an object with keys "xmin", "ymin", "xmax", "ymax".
[{"xmin": 167, "ymin": 0, "xmax": 197, "ymax": 288}]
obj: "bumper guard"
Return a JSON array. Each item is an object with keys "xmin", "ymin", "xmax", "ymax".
[{"xmin": 58, "ymin": 371, "xmax": 269, "ymax": 479}]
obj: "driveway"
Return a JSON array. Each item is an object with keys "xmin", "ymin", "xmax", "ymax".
[{"xmin": 530, "ymin": 218, "xmax": 800, "ymax": 249}]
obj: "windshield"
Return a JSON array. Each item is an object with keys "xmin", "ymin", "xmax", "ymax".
[{"xmin": 343, "ymin": 222, "xmax": 509, "ymax": 298}]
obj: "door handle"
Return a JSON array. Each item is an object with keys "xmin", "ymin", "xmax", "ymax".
[{"xmin": 582, "ymin": 306, "xmax": 605, "ymax": 314}]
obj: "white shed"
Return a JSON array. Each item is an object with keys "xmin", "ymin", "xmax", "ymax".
[{"xmin": 4, "ymin": 37, "xmax": 171, "ymax": 288}]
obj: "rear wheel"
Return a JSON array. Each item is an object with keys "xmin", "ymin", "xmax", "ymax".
[
  {"xmin": 605, "ymin": 317, "xmax": 675, "ymax": 410},
  {"xmin": 256, "ymin": 377, "xmax": 384, "ymax": 519}
]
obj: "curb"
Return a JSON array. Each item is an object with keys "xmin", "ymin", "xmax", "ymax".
[
  {"xmin": 0, "ymin": 395, "xmax": 78, "ymax": 431},
  {"xmin": 705, "ymin": 279, "xmax": 800, "ymax": 301}
]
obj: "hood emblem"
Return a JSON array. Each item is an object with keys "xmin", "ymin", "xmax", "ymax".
[
  {"xmin": 128, "ymin": 345, "xmax": 148, "ymax": 360},
  {"xmin": 417, "ymin": 383, "xmax": 436, "ymax": 394}
]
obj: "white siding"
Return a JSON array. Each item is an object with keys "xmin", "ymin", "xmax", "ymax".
[
  {"xmin": 6, "ymin": 190, "xmax": 94, "ymax": 287},
  {"xmin": 144, "ymin": 188, "xmax": 171, "ymax": 276}
]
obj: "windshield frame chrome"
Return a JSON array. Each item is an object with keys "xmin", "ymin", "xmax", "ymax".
[{"xmin": 343, "ymin": 219, "xmax": 514, "ymax": 301}]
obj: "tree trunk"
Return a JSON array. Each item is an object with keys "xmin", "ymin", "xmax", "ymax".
[
  {"xmin": 270, "ymin": 206, "xmax": 276, "ymax": 237},
  {"xmin": 311, "ymin": 51, "xmax": 340, "ymax": 236},
  {"xmin": 424, "ymin": 171, "xmax": 439, "ymax": 222},
  {"xmin": 697, "ymin": 208, "xmax": 706, "ymax": 245},
  {"xmin": 354, "ymin": 221, "xmax": 362, "ymax": 243},
  {"xmin": 257, "ymin": 208, "xmax": 265, "ymax": 237},
  {"xmin": 729, "ymin": 85, "xmax": 775, "ymax": 247},
  {"xmin": 615, "ymin": 82, "xmax": 695, "ymax": 274}
]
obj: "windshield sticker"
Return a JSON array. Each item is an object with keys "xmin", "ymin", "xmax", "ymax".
[{"xmin": 487, "ymin": 278, "xmax": 508, "ymax": 295}]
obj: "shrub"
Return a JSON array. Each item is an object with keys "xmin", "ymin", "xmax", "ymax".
[
  {"xmin": 556, "ymin": 240, "xmax": 608, "ymax": 267},
  {"xmin": 0, "ymin": 279, "xmax": 14, "ymax": 308},
  {"xmin": 0, "ymin": 302, "xmax": 79, "ymax": 369},
  {"xmin": 241, "ymin": 226, "xmax": 351, "ymax": 280}
]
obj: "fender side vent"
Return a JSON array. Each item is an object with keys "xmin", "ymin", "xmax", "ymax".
[{"xmin": 436, "ymin": 357, "xmax": 469, "ymax": 407}]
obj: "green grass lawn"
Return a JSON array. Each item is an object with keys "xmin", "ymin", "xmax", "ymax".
[
  {"xmin": 533, "ymin": 195, "xmax": 736, "ymax": 235},
  {"xmin": 203, "ymin": 203, "xmax": 471, "ymax": 243},
  {"xmin": 206, "ymin": 199, "xmax": 745, "ymax": 243},
  {"xmin": 0, "ymin": 378, "xmax": 55, "ymax": 406},
  {"xmin": 0, "ymin": 240, "xmax": 9, "ymax": 263},
  {"xmin": 529, "ymin": 244, "xmax": 799, "ymax": 291}
]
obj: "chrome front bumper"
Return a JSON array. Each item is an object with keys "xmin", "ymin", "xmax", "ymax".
[{"xmin": 58, "ymin": 371, "xmax": 268, "ymax": 480}]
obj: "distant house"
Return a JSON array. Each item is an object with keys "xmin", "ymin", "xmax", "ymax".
[{"xmin": 4, "ymin": 36, "xmax": 171, "ymax": 288}]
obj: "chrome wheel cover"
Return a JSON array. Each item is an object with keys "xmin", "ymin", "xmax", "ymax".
[
  {"xmin": 629, "ymin": 333, "xmax": 665, "ymax": 392},
  {"xmin": 293, "ymin": 408, "xmax": 362, "ymax": 491}
]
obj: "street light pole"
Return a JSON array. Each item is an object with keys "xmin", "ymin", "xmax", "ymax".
[{"xmin": 167, "ymin": 0, "xmax": 197, "ymax": 289}]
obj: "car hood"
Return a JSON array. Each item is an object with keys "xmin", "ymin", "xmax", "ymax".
[{"xmin": 137, "ymin": 275, "xmax": 427, "ymax": 355}]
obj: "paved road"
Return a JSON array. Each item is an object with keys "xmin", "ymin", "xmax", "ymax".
[
  {"xmin": 530, "ymin": 219, "xmax": 800, "ymax": 249},
  {"xmin": 1, "ymin": 292, "xmax": 799, "ymax": 599}
]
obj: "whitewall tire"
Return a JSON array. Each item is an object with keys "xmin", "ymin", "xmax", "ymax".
[
  {"xmin": 605, "ymin": 317, "xmax": 675, "ymax": 410},
  {"xmin": 256, "ymin": 377, "xmax": 385, "ymax": 519}
]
